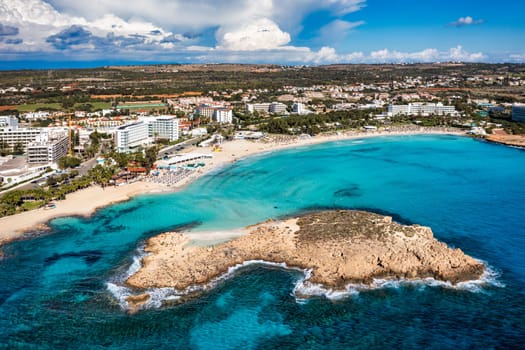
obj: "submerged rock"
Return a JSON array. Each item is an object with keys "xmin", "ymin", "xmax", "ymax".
[
  {"xmin": 126, "ymin": 293, "xmax": 151, "ymax": 313},
  {"xmin": 126, "ymin": 210, "xmax": 484, "ymax": 292}
]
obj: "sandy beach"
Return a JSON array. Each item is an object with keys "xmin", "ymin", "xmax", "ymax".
[
  {"xmin": 0, "ymin": 127, "xmax": 464, "ymax": 246},
  {"xmin": 0, "ymin": 181, "xmax": 168, "ymax": 245}
]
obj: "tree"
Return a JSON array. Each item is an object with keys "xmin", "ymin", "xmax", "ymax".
[
  {"xmin": 110, "ymin": 152, "xmax": 129, "ymax": 168},
  {"xmin": 88, "ymin": 164, "xmax": 115, "ymax": 187},
  {"xmin": 13, "ymin": 142, "xmax": 24, "ymax": 155},
  {"xmin": 46, "ymin": 176, "xmax": 58, "ymax": 187},
  {"xmin": 58, "ymin": 156, "xmax": 82, "ymax": 169},
  {"xmin": 145, "ymin": 147, "xmax": 159, "ymax": 169},
  {"xmin": 0, "ymin": 139, "xmax": 9, "ymax": 156}
]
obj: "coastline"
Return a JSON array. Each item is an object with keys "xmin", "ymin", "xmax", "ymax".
[
  {"xmin": 483, "ymin": 134, "xmax": 525, "ymax": 148},
  {"xmin": 0, "ymin": 127, "xmax": 464, "ymax": 247},
  {"xmin": 0, "ymin": 181, "xmax": 169, "ymax": 245}
]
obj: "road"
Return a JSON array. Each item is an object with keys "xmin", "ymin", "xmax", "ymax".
[{"xmin": 159, "ymin": 136, "xmax": 204, "ymax": 157}]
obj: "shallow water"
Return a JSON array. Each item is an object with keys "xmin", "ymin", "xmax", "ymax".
[{"xmin": 1, "ymin": 135, "xmax": 524, "ymax": 349}]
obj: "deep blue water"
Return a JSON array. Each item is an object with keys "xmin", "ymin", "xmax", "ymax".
[{"xmin": 1, "ymin": 135, "xmax": 525, "ymax": 349}]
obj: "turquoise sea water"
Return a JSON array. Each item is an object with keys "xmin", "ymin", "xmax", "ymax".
[{"xmin": 1, "ymin": 135, "xmax": 525, "ymax": 349}]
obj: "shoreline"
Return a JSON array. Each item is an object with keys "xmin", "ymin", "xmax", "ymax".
[
  {"xmin": 0, "ymin": 181, "xmax": 170, "ymax": 246},
  {"xmin": 0, "ymin": 127, "xmax": 464, "ymax": 247},
  {"xmin": 483, "ymin": 134, "xmax": 525, "ymax": 149}
]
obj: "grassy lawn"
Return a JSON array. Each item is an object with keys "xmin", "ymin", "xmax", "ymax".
[
  {"xmin": 16, "ymin": 101, "xmax": 112, "ymax": 112},
  {"xmin": 88, "ymin": 101, "xmax": 112, "ymax": 110},
  {"xmin": 20, "ymin": 200, "xmax": 45, "ymax": 211},
  {"xmin": 16, "ymin": 103, "xmax": 62, "ymax": 112}
]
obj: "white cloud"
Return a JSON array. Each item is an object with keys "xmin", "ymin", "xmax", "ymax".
[
  {"xmin": 370, "ymin": 48, "xmax": 439, "ymax": 62},
  {"xmin": 447, "ymin": 45, "xmax": 485, "ymax": 61},
  {"xmin": 509, "ymin": 53, "xmax": 525, "ymax": 62},
  {"xmin": 449, "ymin": 16, "xmax": 484, "ymax": 27},
  {"xmin": 46, "ymin": 0, "xmax": 365, "ymax": 31},
  {"xmin": 303, "ymin": 46, "xmax": 364, "ymax": 64},
  {"xmin": 216, "ymin": 18, "xmax": 291, "ymax": 51},
  {"xmin": 368, "ymin": 46, "xmax": 485, "ymax": 63},
  {"xmin": 1, "ymin": 0, "xmax": 368, "ymax": 54},
  {"xmin": 0, "ymin": 0, "xmax": 185, "ymax": 52},
  {"xmin": 0, "ymin": 0, "xmax": 513, "ymax": 64}
]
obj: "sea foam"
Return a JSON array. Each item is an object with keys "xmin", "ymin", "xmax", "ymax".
[
  {"xmin": 292, "ymin": 260, "xmax": 504, "ymax": 303},
  {"xmin": 108, "ymin": 254, "xmax": 504, "ymax": 311}
]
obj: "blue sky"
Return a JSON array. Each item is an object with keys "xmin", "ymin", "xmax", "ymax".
[{"xmin": 0, "ymin": 0, "xmax": 524, "ymax": 69}]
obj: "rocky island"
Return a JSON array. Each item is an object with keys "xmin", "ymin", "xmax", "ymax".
[{"xmin": 126, "ymin": 210, "xmax": 484, "ymax": 307}]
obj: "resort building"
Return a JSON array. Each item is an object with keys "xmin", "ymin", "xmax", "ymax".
[
  {"xmin": 0, "ymin": 125, "xmax": 45, "ymax": 151},
  {"xmin": 246, "ymin": 103, "xmax": 271, "ymax": 114},
  {"xmin": 388, "ymin": 103, "xmax": 458, "ymax": 117},
  {"xmin": 0, "ymin": 157, "xmax": 50, "ymax": 186},
  {"xmin": 269, "ymin": 102, "xmax": 287, "ymax": 114},
  {"xmin": 512, "ymin": 103, "xmax": 525, "ymax": 122},
  {"xmin": 0, "ymin": 115, "xmax": 19, "ymax": 128},
  {"xmin": 196, "ymin": 104, "xmax": 233, "ymax": 124},
  {"xmin": 195, "ymin": 105, "xmax": 217, "ymax": 120},
  {"xmin": 142, "ymin": 116, "xmax": 180, "ymax": 141},
  {"xmin": 292, "ymin": 102, "xmax": 309, "ymax": 115},
  {"xmin": 114, "ymin": 121, "xmax": 149, "ymax": 153},
  {"xmin": 26, "ymin": 133, "xmax": 69, "ymax": 164},
  {"xmin": 246, "ymin": 102, "xmax": 288, "ymax": 115},
  {"xmin": 213, "ymin": 109, "xmax": 233, "ymax": 123}
]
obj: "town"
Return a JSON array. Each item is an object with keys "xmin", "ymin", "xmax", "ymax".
[{"xmin": 1, "ymin": 63, "xmax": 525, "ymax": 217}]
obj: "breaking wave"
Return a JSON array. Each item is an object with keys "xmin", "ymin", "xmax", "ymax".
[{"xmin": 107, "ymin": 255, "xmax": 503, "ymax": 311}]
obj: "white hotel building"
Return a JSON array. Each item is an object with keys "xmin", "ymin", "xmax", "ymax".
[
  {"xmin": 246, "ymin": 102, "xmax": 288, "ymax": 115},
  {"xmin": 0, "ymin": 116, "xmax": 47, "ymax": 151},
  {"xmin": 115, "ymin": 116, "xmax": 180, "ymax": 153},
  {"xmin": 213, "ymin": 109, "xmax": 233, "ymax": 123},
  {"xmin": 196, "ymin": 104, "xmax": 233, "ymax": 124},
  {"xmin": 388, "ymin": 103, "xmax": 458, "ymax": 117},
  {"xmin": 114, "ymin": 121, "xmax": 149, "ymax": 153},
  {"xmin": 141, "ymin": 115, "xmax": 180, "ymax": 141},
  {"xmin": 27, "ymin": 133, "xmax": 69, "ymax": 164}
]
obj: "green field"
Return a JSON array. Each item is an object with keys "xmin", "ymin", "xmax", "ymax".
[
  {"xmin": 16, "ymin": 101, "xmax": 112, "ymax": 112},
  {"xmin": 16, "ymin": 103, "xmax": 62, "ymax": 112}
]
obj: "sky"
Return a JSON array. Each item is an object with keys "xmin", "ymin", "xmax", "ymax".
[{"xmin": 0, "ymin": 0, "xmax": 524, "ymax": 69}]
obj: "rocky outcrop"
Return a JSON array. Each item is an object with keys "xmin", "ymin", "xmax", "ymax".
[
  {"xmin": 126, "ymin": 210, "xmax": 484, "ymax": 292},
  {"xmin": 485, "ymin": 134, "xmax": 525, "ymax": 148}
]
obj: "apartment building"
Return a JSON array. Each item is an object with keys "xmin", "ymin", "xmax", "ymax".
[
  {"xmin": 292, "ymin": 102, "xmax": 309, "ymax": 115},
  {"xmin": 388, "ymin": 103, "xmax": 458, "ymax": 116},
  {"xmin": 27, "ymin": 133, "xmax": 69, "ymax": 164},
  {"xmin": 114, "ymin": 121, "xmax": 149, "ymax": 153},
  {"xmin": 146, "ymin": 116, "xmax": 180, "ymax": 141},
  {"xmin": 0, "ymin": 115, "xmax": 19, "ymax": 128},
  {"xmin": 0, "ymin": 126, "xmax": 44, "ymax": 151},
  {"xmin": 196, "ymin": 104, "xmax": 233, "ymax": 124},
  {"xmin": 213, "ymin": 109, "xmax": 233, "ymax": 123},
  {"xmin": 246, "ymin": 102, "xmax": 288, "ymax": 114}
]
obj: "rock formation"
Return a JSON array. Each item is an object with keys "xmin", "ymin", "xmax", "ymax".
[{"xmin": 126, "ymin": 210, "xmax": 484, "ymax": 297}]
